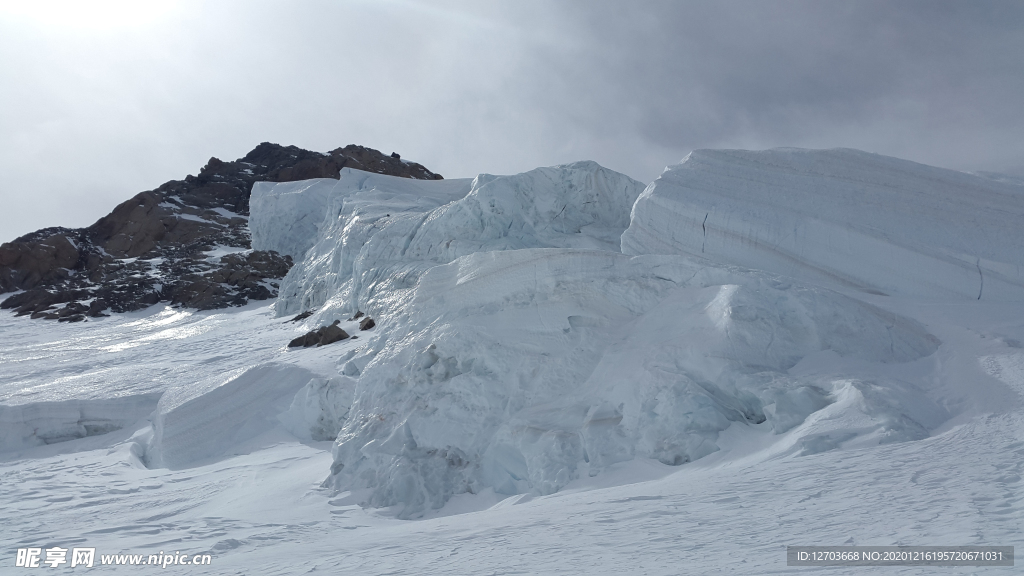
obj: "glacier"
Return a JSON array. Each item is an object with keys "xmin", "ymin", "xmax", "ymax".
[
  {"xmin": 256, "ymin": 161, "xmax": 644, "ymax": 318},
  {"xmin": 247, "ymin": 155, "xmax": 957, "ymax": 517},
  {"xmin": 622, "ymin": 148, "xmax": 1024, "ymax": 300},
  {"xmin": 2, "ymin": 148, "xmax": 1023, "ymax": 573}
]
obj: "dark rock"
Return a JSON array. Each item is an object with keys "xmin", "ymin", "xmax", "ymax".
[
  {"xmin": 349, "ymin": 311, "xmax": 364, "ymax": 320},
  {"xmin": 167, "ymin": 250, "xmax": 293, "ymax": 310},
  {"xmin": 288, "ymin": 310, "xmax": 315, "ymax": 323},
  {"xmin": 289, "ymin": 322, "xmax": 350, "ymax": 348},
  {"xmin": 2, "ymin": 142, "xmax": 443, "ymax": 321},
  {"xmin": 318, "ymin": 324, "xmax": 350, "ymax": 346},
  {"xmin": 359, "ymin": 317, "xmax": 375, "ymax": 331},
  {"xmin": 0, "ymin": 232, "xmax": 80, "ymax": 292},
  {"xmin": 302, "ymin": 331, "xmax": 321, "ymax": 347},
  {"xmin": 87, "ymin": 299, "xmax": 109, "ymax": 317}
]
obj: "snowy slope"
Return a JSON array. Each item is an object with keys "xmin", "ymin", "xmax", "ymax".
[
  {"xmin": 0, "ymin": 301, "xmax": 363, "ymax": 454},
  {"xmin": 622, "ymin": 148, "xmax": 1024, "ymax": 300},
  {"xmin": 0, "ymin": 297, "xmax": 1021, "ymax": 575}
]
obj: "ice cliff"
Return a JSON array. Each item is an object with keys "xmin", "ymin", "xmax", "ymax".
[
  {"xmin": 253, "ymin": 161, "xmax": 644, "ymax": 317},
  {"xmin": 248, "ymin": 154, "xmax": 969, "ymax": 517},
  {"xmin": 622, "ymin": 148, "xmax": 1024, "ymax": 300}
]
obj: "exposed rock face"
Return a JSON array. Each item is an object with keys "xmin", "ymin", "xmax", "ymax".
[
  {"xmin": 288, "ymin": 321, "xmax": 350, "ymax": 348},
  {"xmin": 358, "ymin": 317, "xmax": 375, "ymax": 331},
  {"xmin": 1, "ymin": 143, "xmax": 443, "ymax": 320}
]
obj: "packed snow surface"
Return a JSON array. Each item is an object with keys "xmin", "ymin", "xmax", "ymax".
[
  {"xmin": 623, "ymin": 148, "xmax": 1024, "ymax": 300},
  {"xmin": 2, "ymin": 150, "xmax": 1023, "ymax": 573}
]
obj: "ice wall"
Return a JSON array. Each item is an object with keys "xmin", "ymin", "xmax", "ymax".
[
  {"xmin": 250, "ymin": 178, "xmax": 343, "ymax": 260},
  {"xmin": 621, "ymin": 148, "xmax": 1024, "ymax": 300},
  {"xmin": 244, "ymin": 153, "xmax": 977, "ymax": 518},
  {"xmin": 324, "ymin": 249, "xmax": 940, "ymax": 517},
  {"xmin": 264, "ymin": 161, "xmax": 645, "ymax": 316}
]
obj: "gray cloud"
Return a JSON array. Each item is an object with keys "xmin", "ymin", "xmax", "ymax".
[{"xmin": 1, "ymin": 0, "xmax": 1022, "ymax": 242}]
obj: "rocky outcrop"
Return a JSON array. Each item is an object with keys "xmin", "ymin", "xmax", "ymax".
[
  {"xmin": 288, "ymin": 321, "xmax": 350, "ymax": 348},
  {"xmin": 1, "ymin": 143, "xmax": 443, "ymax": 320},
  {"xmin": 0, "ymin": 229, "xmax": 82, "ymax": 292}
]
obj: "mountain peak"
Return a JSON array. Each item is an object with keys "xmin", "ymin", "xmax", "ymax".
[{"xmin": 0, "ymin": 143, "xmax": 443, "ymax": 321}]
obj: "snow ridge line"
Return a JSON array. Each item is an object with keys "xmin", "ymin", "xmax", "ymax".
[
  {"xmin": 701, "ymin": 213, "xmax": 708, "ymax": 253},
  {"xmin": 976, "ymin": 256, "xmax": 984, "ymax": 300}
]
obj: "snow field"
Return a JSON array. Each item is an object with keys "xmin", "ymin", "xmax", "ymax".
[{"xmin": 1, "ymin": 298, "xmax": 1021, "ymax": 575}]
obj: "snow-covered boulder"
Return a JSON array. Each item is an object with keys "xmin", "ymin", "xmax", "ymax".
[{"xmin": 621, "ymin": 148, "xmax": 1024, "ymax": 300}]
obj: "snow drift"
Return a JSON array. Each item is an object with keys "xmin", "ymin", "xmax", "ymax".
[
  {"xmin": 0, "ymin": 393, "xmax": 160, "ymax": 451},
  {"xmin": 622, "ymin": 148, "xmax": 1024, "ymax": 300},
  {"xmin": 147, "ymin": 363, "xmax": 320, "ymax": 468}
]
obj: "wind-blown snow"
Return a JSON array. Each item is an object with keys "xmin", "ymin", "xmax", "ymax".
[{"xmin": 622, "ymin": 148, "xmax": 1024, "ymax": 300}]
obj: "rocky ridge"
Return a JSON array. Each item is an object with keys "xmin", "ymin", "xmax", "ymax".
[{"xmin": 0, "ymin": 143, "xmax": 442, "ymax": 321}]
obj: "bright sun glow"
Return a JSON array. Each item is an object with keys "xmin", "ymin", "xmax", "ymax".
[{"xmin": 0, "ymin": 0, "xmax": 178, "ymax": 32}]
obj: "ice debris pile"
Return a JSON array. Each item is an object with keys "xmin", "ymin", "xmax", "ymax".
[{"xmin": 239, "ymin": 150, "xmax": 1024, "ymax": 517}]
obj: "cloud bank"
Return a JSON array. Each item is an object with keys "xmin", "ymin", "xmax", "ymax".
[{"xmin": 1, "ymin": 0, "xmax": 1022, "ymax": 242}]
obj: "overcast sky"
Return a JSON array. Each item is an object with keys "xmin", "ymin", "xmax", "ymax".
[{"xmin": 1, "ymin": 0, "xmax": 1022, "ymax": 243}]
